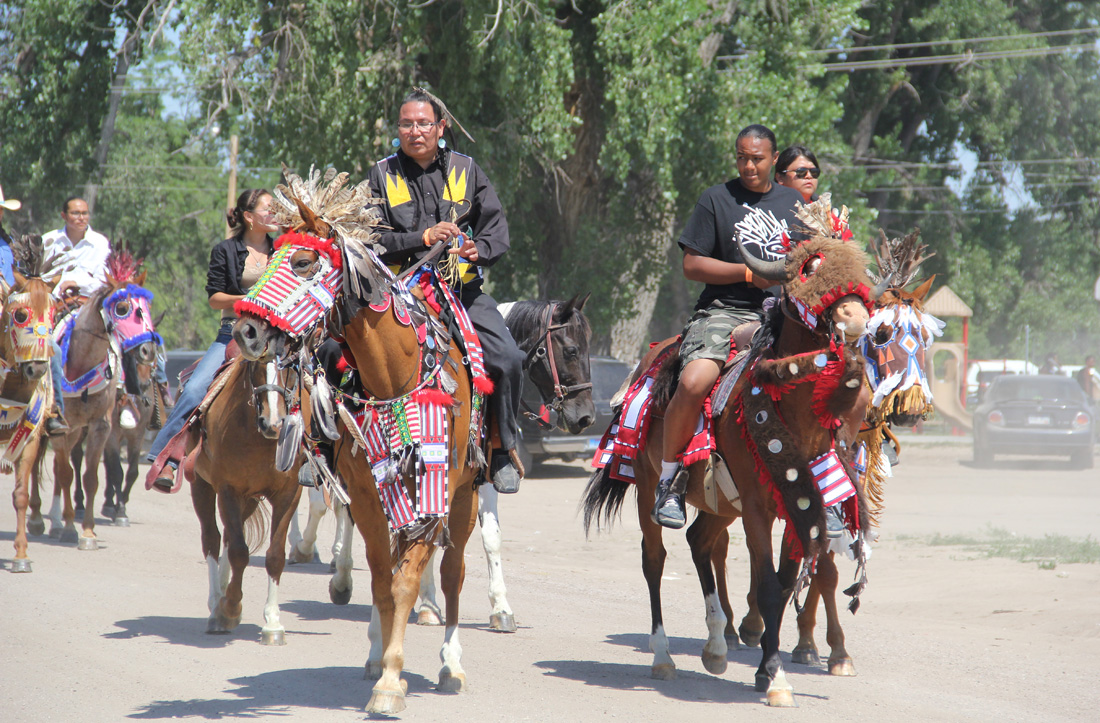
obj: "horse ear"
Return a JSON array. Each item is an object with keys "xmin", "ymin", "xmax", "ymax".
[
  {"xmin": 911, "ymin": 275, "xmax": 935, "ymax": 303},
  {"xmin": 559, "ymin": 292, "xmax": 591, "ymax": 320},
  {"xmin": 135, "ymin": 270, "xmax": 147, "ymax": 286},
  {"xmin": 13, "ymin": 270, "xmax": 28, "ymax": 290},
  {"xmin": 0, "ymin": 277, "xmax": 9, "ymax": 298},
  {"xmin": 153, "ymin": 310, "xmax": 167, "ymax": 327}
]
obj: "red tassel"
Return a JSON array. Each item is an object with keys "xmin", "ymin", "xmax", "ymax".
[
  {"xmin": 473, "ymin": 375, "xmax": 495, "ymax": 396},
  {"xmin": 275, "ymin": 232, "xmax": 343, "ymax": 270},
  {"xmin": 413, "ymin": 388, "xmax": 454, "ymax": 408}
]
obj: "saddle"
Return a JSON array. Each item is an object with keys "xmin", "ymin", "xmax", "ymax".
[{"xmin": 144, "ymin": 340, "xmax": 241, "ymax": 494}]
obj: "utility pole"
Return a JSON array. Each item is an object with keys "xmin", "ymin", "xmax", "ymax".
[{"xmin": 224, "ymin": 134, "xmax": 239, "ymax": 238}]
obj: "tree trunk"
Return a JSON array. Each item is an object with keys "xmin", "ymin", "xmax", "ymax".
[{"xmin": 609, "ymin": 205, "xmax": 676, "ymax": 364}]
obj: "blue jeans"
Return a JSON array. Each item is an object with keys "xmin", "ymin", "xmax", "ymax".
[
  {"xmin": 146, "ymin": 323, "xmax": 232, "ymax": 461},
  {"xmin": 50, "ymin": 339, "xmax": 66, "ymax": 414}
]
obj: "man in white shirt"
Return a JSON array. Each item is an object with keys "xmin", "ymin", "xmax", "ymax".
[{"xmin": 42, "ymin": 197, "xmax": 111, "ymax": 298}]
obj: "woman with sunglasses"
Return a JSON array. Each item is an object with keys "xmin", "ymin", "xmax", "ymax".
[{"xmin": 774, "ymin": 145, "xmax": 821, "ymax": 203}]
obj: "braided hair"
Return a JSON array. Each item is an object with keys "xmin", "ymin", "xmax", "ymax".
[{"xmin": 225, "ymin": 188, "xmax": 271, "ymax": 238}]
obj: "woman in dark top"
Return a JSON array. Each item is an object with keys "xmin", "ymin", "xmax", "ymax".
[
  {"xmin": 147, "ymin": 189, "xmax": 277, "ymax": 489},
  {"xmin": 774, "ymin": 144, "xmax": 821, "ymax": 203}
]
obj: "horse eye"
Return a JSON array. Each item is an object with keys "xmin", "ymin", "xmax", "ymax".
[
  {"xmin": 291, "ymin": 252, "xmax": 317, "ymax": 278},
  {"xmin": 115, "ymin": 301, "xmax": 131, "ymax": 316},
  {"xmin": 801, "ymin": 255, "xmax": 822, "ymax": 278},
  {"xmin": 874, "ymin": 326, "xmax": 892, "ymax": 345},
  {"xmin": 564, "ymin": 346, "xmax": 579, "ymax": 359},
  {"xmin": 12, "ymin": 309, "xmax": 29, "ymax": 325}
]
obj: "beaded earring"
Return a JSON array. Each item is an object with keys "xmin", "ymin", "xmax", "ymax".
[{"xmin": 391, "ymin": 138, "xmax": 400, "ymax": 148}]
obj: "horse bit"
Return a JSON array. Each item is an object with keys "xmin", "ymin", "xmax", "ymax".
[{"xmin": 520, "ymin": 302, "xmax": 592, "ymax": 429}]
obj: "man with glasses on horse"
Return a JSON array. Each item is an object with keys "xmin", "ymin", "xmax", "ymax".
[
  {"xmin": 651, "ymin": 124, "xmax": 808, "ymax": 530},
  {"xmin": 362, "ymin": 87, "xmax": 526, "ymax": 494}
]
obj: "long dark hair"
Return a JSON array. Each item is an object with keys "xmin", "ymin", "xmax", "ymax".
[
  {"xmin": 225, "ymin": 189, "xmax": 270, "ymax": 238},
  {"xmin": 775, "ymin": 145, "xmax": 819, "ymax": 175}
]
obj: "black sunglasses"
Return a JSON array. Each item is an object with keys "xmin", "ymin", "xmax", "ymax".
[{"xmin": 782, "ymin": 167, "xmax": 821, "ymax": 179}]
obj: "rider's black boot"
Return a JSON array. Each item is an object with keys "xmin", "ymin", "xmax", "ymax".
[
  {"xmin": 45, "ymin": 407, "xmax": 70, "ymax": 438},
  {"xmin": 490, "ymin": 450, "xmax": 521, "ymax": 494}
]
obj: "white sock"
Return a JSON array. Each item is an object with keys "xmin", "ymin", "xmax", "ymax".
[{"xmin": 659, "ymin": 460, "xmax": 679, "ymax": 484}]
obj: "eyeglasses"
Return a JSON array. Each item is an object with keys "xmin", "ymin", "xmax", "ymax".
[
  {"xmin": 397, "ymin": 121, "xmax": 438, "ymax": 132},
  {"xmin": 67, "ymin": 211, "xmax": 91, "ymax": 217},
  {"xmin": 781, "ymin": 167, "xmax": 821, "ymax": 179}
]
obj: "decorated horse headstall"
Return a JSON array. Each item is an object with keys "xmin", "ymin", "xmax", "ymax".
[
  {"xmin": 103, "ymin": 284, "xmax": 162, "ymax": 354},
  {"xmin": 520, "ymin": 301, "xmax": 592, "ymax": 429},
  {"xmin": 860, "ymin": 300, "xmax": 944, "ymax": 412},
  {"xmin": 235, "ymin": 232, "xmax": 344, "ymax": 341},
  {"xmin": 4, "ymin": 291, "xmax": 55, "ymax": 364}
]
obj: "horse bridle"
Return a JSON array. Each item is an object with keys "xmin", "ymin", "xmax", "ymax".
[{"xmin": 520, "ymin": 302, "xmax": 592, "ymax": 429}]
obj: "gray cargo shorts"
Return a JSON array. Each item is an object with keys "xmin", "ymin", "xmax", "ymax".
[{"xmin": 679, "ymin": 304, "xmax": 762, "ymax": 365}]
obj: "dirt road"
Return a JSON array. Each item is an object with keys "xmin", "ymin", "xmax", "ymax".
[{"xmin": 2, "ymin": 441, "xmax": 1098, "ymax": 722}]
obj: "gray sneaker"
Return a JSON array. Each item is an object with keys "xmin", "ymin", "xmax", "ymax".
[{"xmin": 825, "ymin": 504, "xmax": 845, "ymax": 538}]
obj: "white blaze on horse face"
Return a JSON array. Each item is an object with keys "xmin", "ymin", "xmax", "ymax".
[{"xmin": 263, "ymin": 360, "xmax": 281, "ymax": 431}]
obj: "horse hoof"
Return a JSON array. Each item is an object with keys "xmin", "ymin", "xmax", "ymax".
[
  {"xmin": 738, "ymin": 625, "xmax": 763, "ymax": 649},
  {"xmin": 10, "ymin": 558, "xmax": 33, "ymax": 573},
  {"xmin": 113, "ymin": 515, "xmax": 130, "ymax": 528},
  {"xmin": 59, "ymin": 527, "xmax": 80, "ymax": 544},
  {"xmin": 417, "ymin": 608, "xmax": 443, "ymax": 626},
  {"xmin": 489, "ymin": 612, "xmax": 516, "ymax": 632},
  {"xmin": 288, "ymin": 546, "xmax": 317, "ymax": 565},
  {"xmin": 363, "ymin": 661, "xmax": 383, "ymax": 680},
  {"xmin": 365, "ymin": 688, "xmax": 406, "ymax": 715},
  {"xmin": 724, "ymin": 632, "xmax": 740, "ymax": 649},
  {"xmin": 651, "ymin": 663, "xmax": 677, "ymax": 680},
  {"xmin": 437, "ymin": 671, "xmax": 467, "ymax": 693},
  {"xmin": 206, "ymin": 618, "xmax": 231, "ymax": 634},
  {"xmin": 791, "ymin": 646, "xmax": 820, "ymax": 666},
  {"xmin": 48, "ymin": 525, "xmax": 63, "ymax": 540},
  {"xmin": 329, "ymin": 580, "xmax": 352, "ymax": 605},
  {"xmin": 261, "ymin": 629, "xmax": 286, "ymax": 646},
  {"xmin": 101, "ymin": 504, "xmax": 116, "ymax": 519},
  {"xmin": 27, "ymin": 518, "xmax": 45, "ymax": 536},
  {"xmin": 77, "ymin": 536, "xmax": 99, "ymax": 551},
  {"xmin": 828, "ymin": 658, "xmax": 856, "ymax": 677},
  {"xmin": 329, "ymin": 558, "xmax": 337, "ymax": 573},
  {"xmin": 766, "ymin": 687, "xmax": 796, "ymax": 707},
  {"xmin": 701, "ymin": 651, "xmax": 728, "ymax": 675},
  {"xmin": 214, "ymin": 612, "xmax": 241, "ymax": 632}
]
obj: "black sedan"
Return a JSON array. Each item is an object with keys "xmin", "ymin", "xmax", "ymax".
[
  {"xmin": 972, "ymin": 374, "xmax": 1094, "ymax": 468},
  {"xmin": 518, "ymin": 355, "xmax": 631, "ymax": 471}
]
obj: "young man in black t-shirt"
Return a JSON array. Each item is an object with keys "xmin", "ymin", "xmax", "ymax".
[{"xmin": 652, "ymin": 124, "xmax": 804, "ymax": 529}]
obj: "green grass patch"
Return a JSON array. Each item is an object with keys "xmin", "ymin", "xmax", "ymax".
[{"xmin": 923, "ymin": 526, "xmax": 1100, "ymax": 567}]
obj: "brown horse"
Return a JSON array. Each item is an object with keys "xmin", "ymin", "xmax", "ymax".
[
  {"xmin": 1, "ymin": 235, "xmax": 60, "ymax": 572},
  {"xmin": 232, "ymin": 169, "xmax": 483, "ymax": 714},
  {"xmin": 584, "ymin": 222, "xmax": 876, "ymax": 705},
  {"xmin": 179, "ymin": 355, "xmax": 303, "ymax": 644},
  {"xmin": 40, "ymin": 254, "xmax": 158, "ymax": 549},
  {"xmin": 785, "ymin": 242, "xmax": 942, "ymax": 673}
]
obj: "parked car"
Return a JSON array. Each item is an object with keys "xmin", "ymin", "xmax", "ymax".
[
  {"xmin": 972, "ymin": 374, "xmax": 1094, "ymax": 468},
  {"xmin": 965, "ymin": 359, "xmax": 1038, "ymax": 407},
  {"xmin": 164, "ymin": 349, "xmax": 206, "ymax": 394},
  {"xmin": 518, "ymin": 355, "xmax": 631, "ymax": 471}
]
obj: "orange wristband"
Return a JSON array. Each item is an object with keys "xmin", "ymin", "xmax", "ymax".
[
  {"xmin": 423, "ymin": 228, "xmax": 432, "ymax": 246},
  {"xmin": 745, "ymin": 268, "xmax": 753, "ymax": 284}
]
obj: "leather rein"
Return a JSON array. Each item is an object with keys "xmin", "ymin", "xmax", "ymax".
[{"xmin": 520, "ymin": 302, "xmax": 592, "ymax": 430}]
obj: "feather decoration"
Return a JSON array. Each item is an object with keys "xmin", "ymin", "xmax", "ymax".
[
  {"xmin": 868, "ymin": 228, "xmax": 933, "ymax": 289},
  {"xmin": 413, "ymin": 86, "xmax": 476, "ymax": 144},
  {"xmin": 12, "ymin": 234, "xmax": 47, "ymax": 277},
  {"xmin": 794, "ymin": 192, "xmax": 850, "ymax": 240}
]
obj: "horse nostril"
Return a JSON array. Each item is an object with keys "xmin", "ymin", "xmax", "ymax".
[
  {"xmin": 243, "ymin": 324, "xmax": 257, "ymax": 340},
  {"xmin": 578, "ymin": 415, "xmax": 594, "ymax": 430}
]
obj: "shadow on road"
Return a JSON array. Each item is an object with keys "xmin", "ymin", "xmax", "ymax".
[
  {"xmin": 126, "ymin": 666, "xmax": 436, "ymax": 719},
  {"xmin": 525, "ymin": 461, "xmax": 593, "ymax": 481},
  {"xmin": 534, "ymin": 658, "xmax": 766, "ymax": 704}
]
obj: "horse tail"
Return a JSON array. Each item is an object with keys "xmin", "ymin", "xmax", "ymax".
[
  {"xmin": 581, "ymin": 464, "xmax": 632, "ymax": 538},
  {"xmin": 244, "ymin": 500, "xmax": 271, "ymax": 555}
]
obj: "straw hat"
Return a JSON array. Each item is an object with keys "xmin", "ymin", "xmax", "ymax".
[{"xmin": 0, "ymin": 184, "xmax": 21, "ymax": 212}]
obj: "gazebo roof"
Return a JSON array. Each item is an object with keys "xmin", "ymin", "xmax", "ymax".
[{"xmin": 924, "ymin": 285, "xmax": 973, "ymax": 318}]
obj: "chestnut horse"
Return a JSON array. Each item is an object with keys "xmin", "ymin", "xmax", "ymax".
[
  {"xmin": 39, "ymin": 254, "xmax": 159, "ymax": 549},
  {"xmin": 1, "ymin": 235, "xmax": 60, "ymax": 572},
  {"xmin": 178, "ymin": 355, "xmax": 303, "ymax": 644},
  {"xmin": 232, "ymin": 168, "xmax": 484, "ymax": 714},
  {"xmin": 584, "ymin": 220, "xmax": 876, "ymax": 705}
]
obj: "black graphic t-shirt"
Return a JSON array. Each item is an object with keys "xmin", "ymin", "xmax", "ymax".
[{"xmin": 677, "ymin": 179, "xmax": 803, "ymax": 311}]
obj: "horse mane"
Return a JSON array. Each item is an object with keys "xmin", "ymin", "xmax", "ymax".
[{"xmin": 505, "ymin": 299, "xmax": 591, "ymax": 353}]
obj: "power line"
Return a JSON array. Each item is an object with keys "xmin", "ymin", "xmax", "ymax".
[
  {"xmin": 813, "ymin": 43, "xmax": 1097, "ymax": 72},
  {"xmin": 717, "ymin": 27, "xmax": 1100, "ymax": 60},
  {"xmin": 878, "ymin": 199, "xmax": 1093, "ymax": 215}
]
